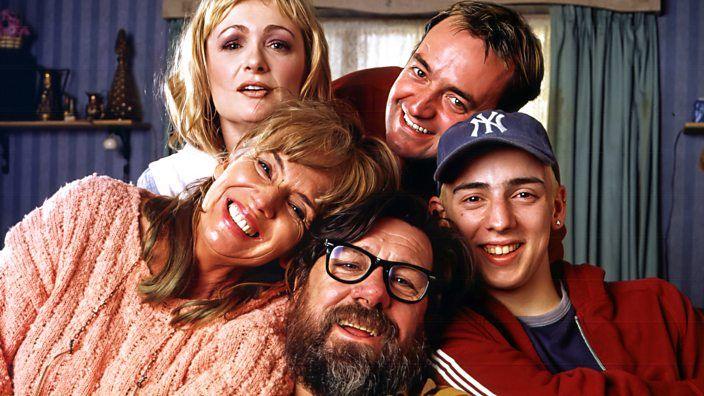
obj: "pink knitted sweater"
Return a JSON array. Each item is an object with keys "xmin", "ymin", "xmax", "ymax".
[{"xmin": 0, "ymin": 176, "xmax": 293, "ymax": 395}]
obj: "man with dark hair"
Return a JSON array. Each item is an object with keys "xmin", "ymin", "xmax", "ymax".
[
  {"xmin": 284, "ymin": 194, "xmax": 471, "ymax": 395},
  {"xmin": 429, "ymin": 110, "xmax": 704, "ymax": 395},
  {"xmin": 334, "ymin": 1, "xmax": 544, "ymax": 197}
]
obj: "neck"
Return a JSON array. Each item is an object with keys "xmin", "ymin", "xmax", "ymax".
[
  {"xmin": 220, "ymin": 118, "xmax": 251, "ymax": 152},
  {"xmin": 191, "ymin": 236, "xmax": 245, "ymax": 299},
  {"xmin": 489, "ymin": 260, "xmax": 560, "ymax": 317},
  {"xmin": 294, "ymin": 382, "xmax": 313, "ymax": 396}
]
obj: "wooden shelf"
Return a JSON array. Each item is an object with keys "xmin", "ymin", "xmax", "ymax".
[
  {"xmin": 0, "ymin": 119, "xmax": 150, "ymax": 177},
  {"xmin": 0, "ymin": 119, "xmax": 150, "ymax": 130},
  {"xmin": 684, "ymin": 122, "xmax": 704, "ymax": 135}
]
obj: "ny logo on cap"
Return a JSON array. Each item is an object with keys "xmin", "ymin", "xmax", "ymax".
[{"xmin": 469, "ymin": 111, "xmax": 507, "ymax": 137}]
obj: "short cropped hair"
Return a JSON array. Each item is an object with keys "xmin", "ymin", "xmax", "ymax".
[
  {"xmin": 287, "ymin": 193, "xmax": 473, "ymax": 347},
  {"xmin": 421, "ymin": 1, "xmax": 544, "ymax": 112}
]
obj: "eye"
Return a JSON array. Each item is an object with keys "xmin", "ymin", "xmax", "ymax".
[
  {"xmin": 222, "ymin": 40, "xmax": 241, "ymax": 50},
  {"xmin": 268, "ymin": 40, "xmax": 290, "ymax": 51},
  {"xmin": 463, "ymin": 195, "xmax": 481, "ymax": 203},
  {"xmin": 332, "ymin": 261, "xmax": 365, "ymax": 275},
  {"xmin": 411, "ymin": 66, "xmax": 426, "ymax": 78},
  {"xmin": 257, "ymin": 159, "xmax": 272, "ymax": 179},
  {"xmin": 392, "ymin": 275, "xmax": 419, "ymax": 294},
  {"xmin": 448, "ymin": 96, "xmax": 467, "ymax": 112},
  {"xmin": 288, "ymin": 201, "xmax": 306, "ymax": 221},
  {"xmin": 515, "ymin": 191, "xmax": 536, "ymax": 200}
]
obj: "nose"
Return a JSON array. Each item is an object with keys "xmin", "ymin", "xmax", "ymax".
[
  {"xmin": 244, "ymin": 45, "xmax": 269, "ymax": 73},
  {"xmin": 405, "ymin": 87, "xmax": 436, "ymax": 119},
  {"xmin": 485, "ymin": 199, "xmax": 515, "ymax": 232},
  {"xmin": 250, "ymin": 185, "xmax": 283, "ymax": 219},
  {"xmin": 350, "ymin": 267, "xmax": 391, "ymax": 310}
]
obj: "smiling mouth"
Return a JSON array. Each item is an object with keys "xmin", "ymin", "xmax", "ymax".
[
  {"xmin": 337, "ymin": 319, "xmax": 380, "ymax": 337},
  {"xmin": 483, "ymin": 243, "xmax": 522, "ymax": 256},
  {"xmin": 402, "ymin": 109, "xmax": 433, "ymax": 135},
  {"xmin": 227, "ymin": 200, "xmax": 259, "ymax": 238}
]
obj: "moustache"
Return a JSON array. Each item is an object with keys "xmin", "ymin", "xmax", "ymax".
[{"xmin": 323, "ymin": 304, "xmax": 398, "ymax": 341}]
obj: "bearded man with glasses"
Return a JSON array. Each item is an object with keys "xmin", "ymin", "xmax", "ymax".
[{"xmin": 284, "ymin": 194, "xmax": 472, "ymax": 396}]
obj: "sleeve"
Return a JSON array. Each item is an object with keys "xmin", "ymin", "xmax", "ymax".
[
  {"xmin": 432, "ymin": 303, "xmax": 704, "ymax": 396},
  {"xmin": 0, "ymin": 181, "xmax": 71, "ymax": 393},
  {"xmin": 136, "ymin": 167, "xmax": 159, "ymax": 194}
]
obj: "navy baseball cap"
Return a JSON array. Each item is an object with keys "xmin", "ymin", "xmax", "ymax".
[{"xmin": 434, "ymin": 110, "xmax": 560, "ymax": 184}]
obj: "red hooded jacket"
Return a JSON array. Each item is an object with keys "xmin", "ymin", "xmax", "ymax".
[{"xmin": 433, "ymin": 262, "xmax": 704, "ymax": 395}]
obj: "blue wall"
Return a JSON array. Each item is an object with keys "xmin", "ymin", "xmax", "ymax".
[
  {"xmin": 659, "ymin": 0, "xmax": 704, "ymax": 307},
  {"xmin": 1, "ymin": 1, "xmax": 704, "ymax": 308},
  {"xmin": 0, "ymin": 0, "xmax": 168, "ymax": 243}
]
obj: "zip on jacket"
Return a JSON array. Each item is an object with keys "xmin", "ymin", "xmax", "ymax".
[{"xmin": 574, "ymin": 315, "xmax": 606, "ymax": 371}]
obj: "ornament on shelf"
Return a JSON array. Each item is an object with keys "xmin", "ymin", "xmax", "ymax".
[
  {"xmin": 106, "ymin": 29, "xmax": 141, "ymax": 120},
  {"xmin": 85, "ymin": 92, "xmax": 104, "ymax": 120}
]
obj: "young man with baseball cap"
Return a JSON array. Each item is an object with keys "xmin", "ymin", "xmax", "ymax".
[{"xmin": 429, "ymin": 110, "xmax": 704, "ymax": 395}]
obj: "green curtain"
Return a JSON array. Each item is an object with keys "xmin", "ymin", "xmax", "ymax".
[{"xmin": 548, "ymin": 6, "xmax": 659, "ymax": 281}]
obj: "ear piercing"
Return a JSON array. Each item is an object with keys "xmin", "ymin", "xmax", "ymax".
[{"xmin": 556, "ymin": 220, "xmax": 561, "ymax": 227}]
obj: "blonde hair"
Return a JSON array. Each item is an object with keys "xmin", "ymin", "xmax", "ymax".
[
  {"xmin": 139, "ymin": 99, "xmax": 399, "ymax": 327},
  {"xmin": 164, "ymin": 0, "xmax": 332, "ymax": 155},
  {"xmin": 236, "ymin": 99, "xmax": 400, "ymax": 216}
]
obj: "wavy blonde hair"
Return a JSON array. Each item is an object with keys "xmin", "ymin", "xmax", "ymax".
[
  {"xmin": 140, "ymin": 99, "xmax": 400, "ymax": 327},
  {"xmin": 165, "ymin": 0, "xmax": 332, "ymax": 155}
]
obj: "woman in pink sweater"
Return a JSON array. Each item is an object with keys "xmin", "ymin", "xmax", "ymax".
[{"xmin": 0, "ymin": 100, "xmax": 399, "ymax": 395}]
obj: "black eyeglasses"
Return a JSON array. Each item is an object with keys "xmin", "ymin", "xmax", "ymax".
[{"xmin": 324, "ymin": 239, "xmax": 436, "ymax": 304}]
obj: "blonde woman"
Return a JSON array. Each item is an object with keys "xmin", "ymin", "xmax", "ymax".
[
  {"xmin": 138, "ymin": 0, "xmax": 331, "ymax": 196},
  {"xmin": 0, "ymin": 100, "xmax": 398, "ymax": 394}
]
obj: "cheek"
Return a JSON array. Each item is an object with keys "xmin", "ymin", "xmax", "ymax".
[
  {"xmin": 389, "ymin": 75, "xmax": 413, "ymax": 100},
  {"xmin": 206, "ymin": 51, "xmax": 232, "ymax": 87},
  {"xmin": 272, "ymin": 53, "xmax": 306, "ymax": 92},
  {"xmin": 452, "ymin": 209, "xmax": 481, "ymax": 240},
  {"xmin": 438, "ymin": 112, "xmax": 469, "ymax": 133},
  {"xmin": 395, "ymin": 303, "xmax": 426, "ymax": 342},
  {"xmin": 267, "ymin": 221, "xmax": 303, "ymax": 255}
]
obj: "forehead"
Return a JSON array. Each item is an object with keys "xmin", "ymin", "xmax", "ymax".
[
  {"xmin": 416, "ymin": 16, "xmax": 510, "ymax": 95},
  {"xmin": 451, "ymin": 147, "xmax": 549, "ymax": 187},
  {"xmin": 230, "ymin": 151, "xmax": 331, "ymax": 203},
  {"xmin": 352, "ymin": 218, "xmax": 433, "ymax": 271},
  {"xmin": 212, "ymin": 0, "xmax": 295, "ymax": 32}
]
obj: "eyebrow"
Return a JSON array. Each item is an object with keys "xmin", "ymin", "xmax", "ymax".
[
  {"xmin": 413, "ymin": 53, "xmax": 475, "ymax": 107},
  {"xmin": 264, "ymin": 24, "xmax": 295, "ymax": 37},
  {"xmin": 413, "ymin": 53, "xmax": 431, "ymax": 74},
  {"xmin": 272, "ymin": 152, "xmax": 315, "ymax": 211},
  {"xmin": 218, "ymin": 24, "xmax": 246, "ymax": 38},
  {"xmin": 217, "ymin": 24, "xmax": 295, "ymax": 38},
  {"xmin": 453, "ymin": 177, "xmax": 545, "ymax": 194}
]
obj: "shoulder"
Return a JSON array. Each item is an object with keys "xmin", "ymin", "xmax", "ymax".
[
  {"xmin": 12, "ymin": 175, "xmax": 139, "ymax": 230},
  {"xmin": 333, "ymin": 66, "xmax": 402, "ymax": 92},
  {"xmin": 608, "ymin": 277, "xmax": 692, "ymax": 310},
  {"xmin": 137, "ymin": 167, "xmax": 158, "ymax": 193},
  {"xmin": 59, "ymin": 174, "xmax": 137, "ymax": 199},
  {"xmin": 144, "ymin": 145, "xmax": 217, "ymax": 196}
]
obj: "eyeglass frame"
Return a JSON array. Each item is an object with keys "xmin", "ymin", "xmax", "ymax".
[{"xmin": 323, "ymin": 239, "xmax": 437, "ymax": 304}]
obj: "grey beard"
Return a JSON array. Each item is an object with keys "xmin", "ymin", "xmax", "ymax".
[{"xmin": 285, "ymin": 293, "xmax": 428, "ymax": 396}]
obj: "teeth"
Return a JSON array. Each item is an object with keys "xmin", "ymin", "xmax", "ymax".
[
  {"xmin": 403, "ymin": 112, "xmax": 431, "ymax": 134},
  {"xmin": 483, "ymin": 243, "xmax": 520, "ymax": 256},
  {"xmin": 243, "ymin": 85, "xmax": 265, "ymax": 91},
  {"xmin": 228, "ymin": 203, "xmax": 256, "ymax": 237},
  {"xmin": 338, "ymin": 320, "xmax": 378, "ymax": 337}
]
